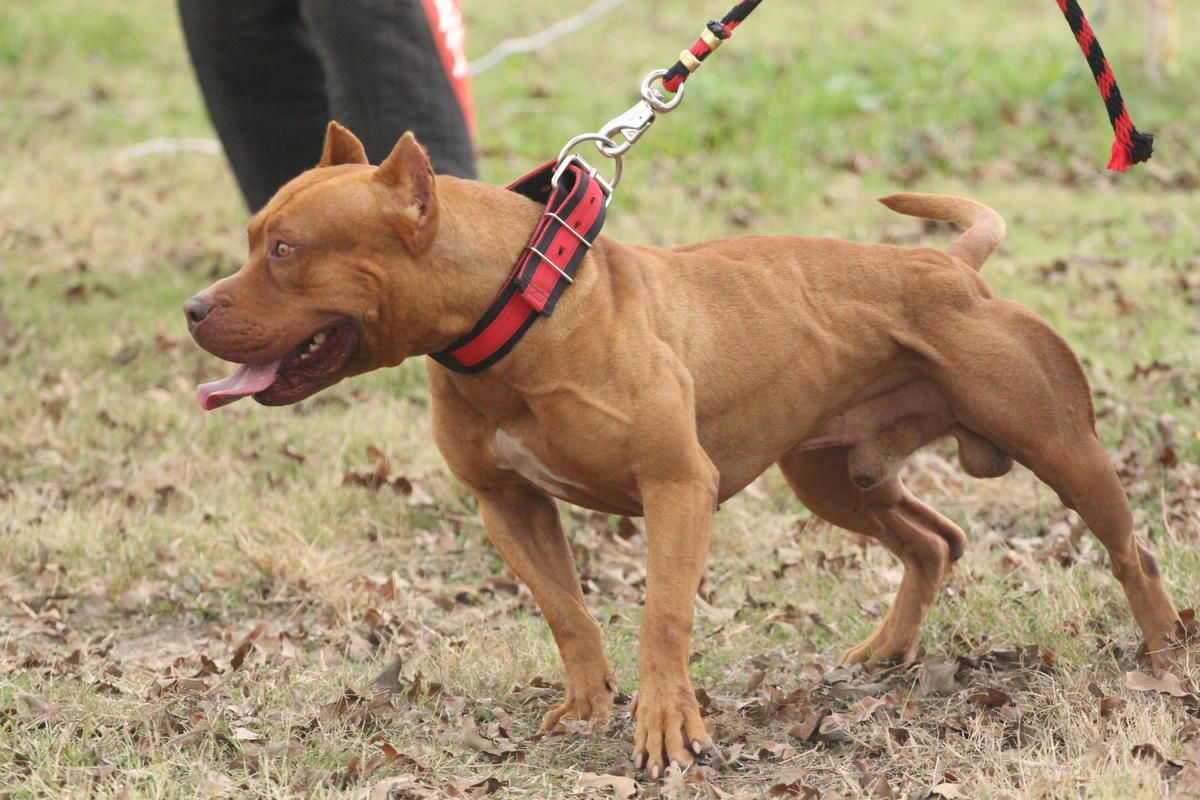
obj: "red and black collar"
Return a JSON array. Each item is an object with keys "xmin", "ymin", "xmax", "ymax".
[{"xmin": 430, "ymin": 160, "xmax": 608, "ymax": 373}]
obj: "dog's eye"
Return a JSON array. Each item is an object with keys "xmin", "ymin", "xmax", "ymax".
[{"xmin": 270, "ymin": 240, "xmax": 296, "ymax": 259}]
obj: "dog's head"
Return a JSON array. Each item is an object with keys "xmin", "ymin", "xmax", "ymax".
[{"xmin": 185, "ymin": 122, "xmax": 441, "ymax": 410}]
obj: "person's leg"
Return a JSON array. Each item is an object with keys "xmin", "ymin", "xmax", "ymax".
[
  {"xmin": 299, "ymin": 0, "xmax": 477, "ymax": 178},
  {"xmin": 177, "ymin": 0, "xmax": 331, "ymax": 210}
]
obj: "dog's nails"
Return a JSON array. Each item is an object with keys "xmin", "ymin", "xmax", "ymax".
[
  {"xmin": 650, "ymin": 764, "xmax": 661, "ymax": 779},
  {"xmin": 691, "ymin": 739, "xmax": 704, "ymax": 753},
  {"xmin": 633, "ymin": 752, "xmax": 645, "ymax": 769}
]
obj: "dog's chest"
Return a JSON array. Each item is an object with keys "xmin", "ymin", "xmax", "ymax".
[{"xmin": 490, "ymin": 429, "xmax": 589, "ymax": 498}]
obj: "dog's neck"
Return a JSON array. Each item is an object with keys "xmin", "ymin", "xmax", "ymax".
[{"xmin": 394, "ymin": 175, "xmax": 604, "ymax": 372}]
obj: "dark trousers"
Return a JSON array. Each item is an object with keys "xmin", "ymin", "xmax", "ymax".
[{"xmin": 177, "ymin": 0, "xmax": 477, "ymax": 211}]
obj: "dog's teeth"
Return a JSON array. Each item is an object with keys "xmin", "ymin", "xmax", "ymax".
[
  {"xmin": 298, "ymin": 337, "xmax": 320, "ymax": 360},
  {"xmin": 312, "ymin": 332, "xmax": 327, "ymax": 345}
]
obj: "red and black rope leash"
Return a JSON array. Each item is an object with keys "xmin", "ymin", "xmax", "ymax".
[
  {"xmin": 1056, "ymin": 0, "xmax": 1153, "ymax": 171},
  {"xmin": 661, "ymin": 0, "xmax": 763, "ymax": 93},
  {"xmin": 433, "ymin": 0, "xmax": 1155, "ymax": 374},
  {"xmin": 663, "ymin": 0, "xmax": 1149, "ymax": 170}
]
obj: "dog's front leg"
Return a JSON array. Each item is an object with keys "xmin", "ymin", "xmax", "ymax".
[
  {"xmin": 633, "ymin": 470, "xmax": 717, "ymax": 777},
  {"xmin": 473, "ymin": 483, "xmax": 616, "ymax": 733}
]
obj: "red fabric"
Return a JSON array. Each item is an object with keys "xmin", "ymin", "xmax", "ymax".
[
  {"xmin": 520, "ymin": 188, "xmax": 603, "ymax": 311},
  {"xmin": 446, "ymin": 292, "xmax": 530, "ymax": 367},
  {"xmin": 418, "ymin": 0, "xmax": 476, "ymax": 138}
]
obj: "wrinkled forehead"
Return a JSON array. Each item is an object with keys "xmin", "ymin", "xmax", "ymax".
[{"xmin": 247, "ymin": 164, "xmax": 376, "ymax": 239}]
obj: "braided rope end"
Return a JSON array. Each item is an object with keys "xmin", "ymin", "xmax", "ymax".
[{"xmin": 1107, "ymin": 128, "xmax": 1154, "ymax": 172}]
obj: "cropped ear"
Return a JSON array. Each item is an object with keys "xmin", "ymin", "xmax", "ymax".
[
  {"xmin": 318, "ymin": 121, "xmax": 368, "ymax": 167},
  {"xmin": 376, "ymin": 132, "xmax": 438, "ymax": 250}
]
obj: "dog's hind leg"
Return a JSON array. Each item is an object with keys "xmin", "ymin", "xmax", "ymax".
[
  {"xmin": 779, "ymin": 446, "xmax": 966, "ymax": 665},
  {"xmin": 923, "ymin": 298, "xmax": 1190, "ymax": 669}
]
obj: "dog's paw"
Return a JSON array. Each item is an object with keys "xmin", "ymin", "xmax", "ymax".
[
  {"xmin": 538, "ymin": 672, "xmax": 617, "ymax": 735},
  {"xmin": 1136, "ymin": 611, "xmax": 1200, "ymax": 675},
  {"xmin": 630, "ymin": 680, "xmax": 711, "ymax": 778},
  {"xmin": 838, "ymin": 639, "xmax": 914, "ymax": 668}
]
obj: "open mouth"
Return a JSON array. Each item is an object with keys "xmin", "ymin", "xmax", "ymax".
[{"xmin": 196, "ymin": 319, "xmax": 357, "ymax": 410}]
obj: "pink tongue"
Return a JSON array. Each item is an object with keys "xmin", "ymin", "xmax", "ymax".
[{"xmin": 197, "ymin": 361, "xmax": 281, "ymax": 410}]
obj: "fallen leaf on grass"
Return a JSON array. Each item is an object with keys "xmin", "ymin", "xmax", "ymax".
[
  {"xmin": 918, "ymin": 661, "xmax": 960, "ymax": 697},
  {"xmin": 1131, "ymin": 743, "xmax": 1184, "ymax": 779},
  {"xmin": 1099, "ymin": 695, "xmax": 1126, "ymax": 718},
  {"xmin": 929, "ymin": 783, "xmax": 965, "ymax": 798},
  {"xmin": 369, "ymin": 775, "xmax": 431, "ymax": 799},
  {"xmin": 854, "ymin": 760, "xmax": 896, "ymax": 798},
  {"xmin": 17, "ymin": 692, "xmax": 64, "ymax": 724},
  {"xmin": 768, "ymin": 772, "xmax": 820, "ymax": 798},
  {"xmin": 372, "ymin": 654, "xmax": 404, "ymax": 694},
  {"xmin": 231, "ymin": 725, "xmax": 263, "ymax": 742},
  {"xmin": 201, "ymin": 771, "xmax": 236, "ymax": 796},
  {"xmin": 341, "ymin": 743, "xmax": 408, "ymax": 788},
  {"xmin": 758, "ymin": 740, "xmax": 798, "ymax": 760},
  {"xmin": 966, "ymin": 687, "xmax": 1012, "ymax": 708},
  {"xmin": 788, "ymin": 706, "xmax": 829, "ymax": 742},
  {"xmin": 1124, "ymin": 670, "xmax": 1193, "ymax": 698},
  {"xmin": 574, "ymin": 772, "xmax": 637, "ymax": 798},
  {"xmin": 342, "ymin": 447, "xmax": 436, "ymax": 505},
  {"xmin": 460, "ymin": 718, "xmax": 525, "ymax": 763},
  {"xmin": 450, "ymin": 776, "xmax": 505, "ymax": 796},
  {"xmin": 230, "ymin": 624, "xmax": 265, "ymax": 671}
]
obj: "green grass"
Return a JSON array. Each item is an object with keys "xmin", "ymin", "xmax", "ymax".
[{"xmin": 2, "ymin": 0, "xmax": 1199, "ymax": 797}]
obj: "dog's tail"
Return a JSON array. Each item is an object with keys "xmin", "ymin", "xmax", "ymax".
[{"xmin": 878, "ymin": 193, "xmax": 1006, "ymax": 271}]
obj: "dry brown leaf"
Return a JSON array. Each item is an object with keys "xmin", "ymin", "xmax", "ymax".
[
  {"xmin": 1098, "ymin": 695, "xmax": 1126, "ymax": 718},
  {"xmin": 456, "ymin": 776, "xmax": 505, "ymax": 796},
  {"xmin": 372, "ymin": 654, "xmax": 405, "ymax": 694},
  {"xmin": 368, "ymin": 775, "xmax": 428, "ymax": 800},
  {"xmin": 231, "ymin": 725, "xmax": 263, "ymax": 742},
  {"xmin": 757, "ymin": 740, "xmax": 798, "ymax": 760},
  {"xmin": 1124, "ymin": 670, "xmax": 1192, "ymax": 698},
  {"xmin": 574, "ymin": 772, "xmax": 638, "ymax": 798},
  {"xmin": 201, "ymin": 771, "xmax": 236, "ymax": 796},
  {"xmin": 458, "ymin": 719, "xmax": 523, "ymax": 762},
  {"xmin": 855, "ymin": 760, "xmax": 896, "ymax": 799},
  {"xmin": 1132, "ymin": 743, "xmax": 1185, "ymax": 779},
  {"xmin": 17, "ymin": 692, "xmax": 64, "ymax": 724},
  {"xmin": 966, "ymin": 687, "xmax": 1012, "ymax": 708},
  {"xmin": 230, "ymin": 624, "xmax": 265, "ymax": 671},
  {"xmin": 919, "ymin": 661, "xmax": 960, "ymax": 696},
  {"xmin": 788, "ymin": 706, "xmax": 829, "ymax": 742},
  {"xmin": 929, "ymin": 783, "xmax": 965, "ymax": 799}
]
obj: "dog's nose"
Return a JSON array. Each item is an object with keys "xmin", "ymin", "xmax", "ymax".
[{"xmin": 183, "ymin": 296, "xmax": 213, "ymax": 331}]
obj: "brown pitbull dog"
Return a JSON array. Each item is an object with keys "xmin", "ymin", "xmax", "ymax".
[{"xmin": 185, "ymin": 122, "xmax": 1190, "ymax": 775}]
